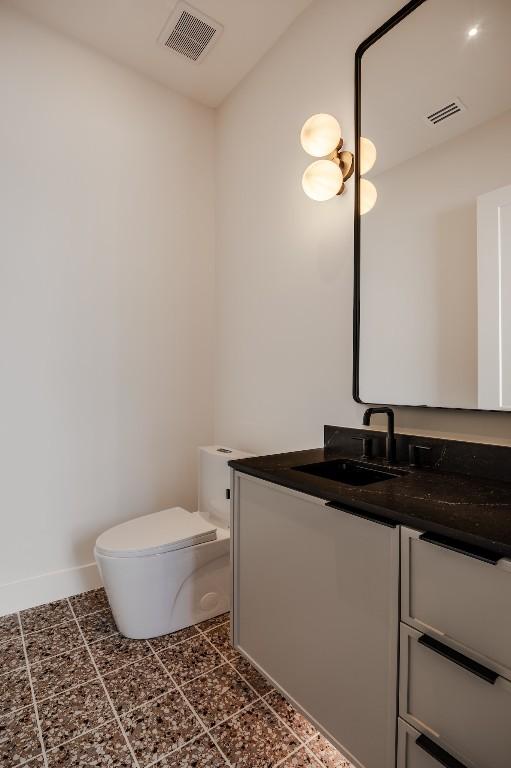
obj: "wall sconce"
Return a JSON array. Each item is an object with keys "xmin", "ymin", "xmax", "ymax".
[
  {"xmin": 301, "ymin": 114, "xmax": 353, "ymax": 201},
  {"xmin": 359, "ymin": 137, "xmax": 377, "ymax": 214},
  {"xmin": 300, "ymin": 114, "xmax": 377, "ymax": 213}
]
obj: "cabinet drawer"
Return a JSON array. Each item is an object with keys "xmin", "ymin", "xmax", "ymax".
[
  {"xmin": 400, "ymin": 624, "xmax": 511, "ymax": 768},
  {"xmin": 401, "ymin": 527, "xmax": 511, "ymax": 676},
  {"xmin": 397, "ymin": 719, "xmax": 471, "ymax": 768}
]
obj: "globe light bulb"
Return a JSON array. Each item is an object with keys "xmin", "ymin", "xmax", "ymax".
[
  {"xmin": 300, "ymin": 114, "xmax": 342, "ymax": 157},
  {"xmin": 359, "ymin": 137, "xmax": 377, "ymax": 175},
  {"xmin": 360, "ymin": 178, "xmax": 377, "ymax": 214},
  {"xmin": 302, "ymin": 160, "xmax": 344, "ymax": 202}
]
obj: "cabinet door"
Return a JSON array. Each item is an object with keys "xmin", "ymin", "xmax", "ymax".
[{"xmin": 231, "ymin": 473, "xmax": 399, "ymax": 768}]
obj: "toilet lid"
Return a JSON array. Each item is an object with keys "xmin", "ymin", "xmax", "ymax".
[{"xmin": 95, "ymin": 507, "xmax": 217, "ymax": 558}]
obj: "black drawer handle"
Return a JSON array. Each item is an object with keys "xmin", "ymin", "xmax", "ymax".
[
  {"xmin": 416, "ymin": 734, "xmax": 468, "ymax": 768},
  {"xmin": 418, "ymin": 634, "xmax": 498, "ymax": 685},
  {"xmin": 419, "ymin": 532, "xmax": 500, "ymax": 565},
  {"xmin": 325, "ymin": 501, "xmax": 397, "ymax": 528}
]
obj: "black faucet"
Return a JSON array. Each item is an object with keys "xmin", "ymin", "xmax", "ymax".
[{"xmin": 362, "ymin": 407, "xmax": 396, "ymax": 464}]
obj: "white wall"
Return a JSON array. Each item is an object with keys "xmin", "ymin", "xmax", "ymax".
[
  {"xmin": 4, "ymin": 0, "xmax": 511, "ymax": 615},
  {"xmin": 214, "ymin": 0, "xmax": 511, "ymax": 452},
  {"xmin": 0, "ymin": 7, "xmax": 216, "ymax": 611}
]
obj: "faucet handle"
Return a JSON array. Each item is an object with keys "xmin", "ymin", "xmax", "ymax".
[
  {"xmin": 352, "ymin": 436, "xmax": 373, "ymax": 460},
  {"xmin": 408, "ymin": 443, "xmax": 432, "ymax": 468}
]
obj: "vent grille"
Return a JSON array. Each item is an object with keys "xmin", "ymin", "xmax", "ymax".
[
  {"xmin": 425, "ymin": 98, "xmax": 466, "ymax": 126},
  {"xmin": 159, "ymin": 2, "xmax": 223, "ymax": 63}
]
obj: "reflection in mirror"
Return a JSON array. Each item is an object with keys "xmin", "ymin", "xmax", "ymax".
[{"xmin": 358, "ymin": 0, "xmax": 511, "ymax": 410}]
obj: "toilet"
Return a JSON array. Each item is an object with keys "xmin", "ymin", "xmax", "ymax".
[{"xmin": 94, "ymin": 446, "xmax": 252, "ymax": 639}]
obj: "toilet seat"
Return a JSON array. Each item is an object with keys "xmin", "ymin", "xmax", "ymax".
[{"xmin": 95, "ymin": 507, "xmax": 217, "ymax": 558}]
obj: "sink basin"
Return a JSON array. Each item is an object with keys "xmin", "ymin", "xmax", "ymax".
[{"xmin": 293, "ymin": 459, "xmax": 402, "ymax": 487}]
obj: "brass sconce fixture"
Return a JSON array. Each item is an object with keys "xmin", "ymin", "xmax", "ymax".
[{"xmin": 300, "ymin": 113, "xmax": 377, "ymax": 213}]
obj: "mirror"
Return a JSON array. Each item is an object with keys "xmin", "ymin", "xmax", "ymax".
[{"xmin": 355, "ymin": 0, "xmax": 511, "ymax": 410}]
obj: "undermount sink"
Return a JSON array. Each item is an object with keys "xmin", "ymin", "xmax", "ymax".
[{"xmin": 293, "ymin": 459, "xmax": 403, "ymax": 487}]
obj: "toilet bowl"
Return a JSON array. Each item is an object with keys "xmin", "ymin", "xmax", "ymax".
[{"xmin": 94, "ymin": 446, "xmax": 252, "ymax": 639}]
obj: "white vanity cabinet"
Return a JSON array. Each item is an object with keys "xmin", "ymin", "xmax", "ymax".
[{"xmin": 230, "ymin": 472, "xmax": 400, "ymax": 768}]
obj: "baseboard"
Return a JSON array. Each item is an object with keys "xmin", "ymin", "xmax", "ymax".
[{"xmin": 0, "ymin": 562, "xmax": 102, "ymax": 616}]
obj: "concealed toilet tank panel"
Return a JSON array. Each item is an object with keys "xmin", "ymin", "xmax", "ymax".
[{"xmin": 198, "ymin": 446, "xmax": 254, "ymax": 526}]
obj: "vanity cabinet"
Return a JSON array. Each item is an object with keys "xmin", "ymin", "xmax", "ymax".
[
  {"xmin": 231, "ymin": 472, "xmax": 511, "ymax": 768},
  {"xmin": 230, "ymin": 472, "xmax": 399, "ymax": 768}
]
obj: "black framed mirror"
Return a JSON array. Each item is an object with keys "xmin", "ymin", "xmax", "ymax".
[{"xmin": 354, "ymin": 0, "xmax": 511, "ymax": 411}]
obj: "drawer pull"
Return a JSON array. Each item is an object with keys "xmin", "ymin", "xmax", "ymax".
[
  {"xmin": 419, "ymin": 532, "xmax": 500, "ymax": 565},
  {"xmin": 416, "ymin": 734, "xmax": 468, "ymax": 768},
  {"xmin": 326, "ymin": 502, "xmax": 397, "ymax": 528},
  {"xmin": 418, "ymin": 634, "xmax": 498, "ymax": 685}
]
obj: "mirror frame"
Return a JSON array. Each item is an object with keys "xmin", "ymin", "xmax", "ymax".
[{"xmin": 352, "ymin": 0, "xmax": 494, "ymax": 413}]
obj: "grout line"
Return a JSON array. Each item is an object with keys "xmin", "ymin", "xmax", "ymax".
[
  {"xmin": 199, "ymin": 623, "xmax": 352, "ymax": 768},
  {"xmin": 23, "ymin": 642, "xmax": 86, "ymax": 670},
  {"xmin": 17, "ymin": 612, "xmax": 49, "ymax": 768},
  {"xmin": 170, "ymin": 618, "xmax": 349, "ymax": 768},
  {"xmin": 145, "ymin": 630, "xmax": 202, "ymax": 654},
  {"xmin": 0, "ymin": 665, "xmax": 27, "ymax": 679},
  {"xmin": 148, "ymin": 645, "xmax": 229, "ymax": 688},
  {"xmin": 0, "ymin": 702, "xmax": 35, "ymax": 719},
  {"xmin": 71, "ymin": 606, "xmax": 111, "ymax": 621},
  {"xmin": 195, "ymin": 628, "xmax": 305, "ymax": 738},
  {"xmin": 300, "ymin": 731, "xmax": 320, "ymax": 746},
  {"xmin": 196, "ymin": 624, "xmax": 333, "ymax": 767},
  {"xmin": 200, "ymin": 618, "xmax": 230, "ymax": 635},
  {"xmin": 80, "ymin": 630, "xmax": 118, "ymax": 645},
  {"xmin": 34, "ymin": 672, "xmax": 101, "ymax": 706},
  {"xmin": 96, "ymin": 645, "xmax": 154, "ymax": 680},
  {"xmin": 87, "ymin": 631, "xmax": 121, "ymax": 649},
  {"xmin": 303, "ymin": 741, "xmax": 335, "ymax": 768},
  {"xmin": 272, "ymin": 742, "xmax": 310, "ymax": 768},
  {"xmin": 112, "ymin": 686, "xmax": 178, "ymax": 719},
  {"xmin": 66, "ymin": 599, "xmax": 142, "ymax": 768},
  {"xmin": 1, "ymin": 662, "xmax": 100, "ymax": 718},
  {"xmin": 17, "ymin": 595, "xmax": 343, "ymax": 768},
  {"xmin": 41, "ymin": 715, "xmax": 119, "ymax": 758},
  {"xmin": 21, "ymin": 604, "xmax": 111, "ymax": 638},
  {"xmin": 144, "ymin": 730, "xmax": 215, "ymax": 768},
  {"xmin": 20, "ymin": 618, "xmax": 75, "ymax": 638},
  {"xmin": 206, "ymin": 694, "xmax": 265, "ymax": 730},
  {"xmin": 22, "ymin": 628, "xmax": 118, "ymax": 670},
  {"xmin": 1, "ymin": 619, "xmax": 194, "ymax": 676},
  {"xmin": 0, "ymin": 630, "xmax": 22, "ymax": 645},
  {"xmin": 146, "ymin": 643, "xmax": 233, "ymax": 767},
  {"xmin": 0, "ymin": 634, "xmax": 22, "ymax": 647}
]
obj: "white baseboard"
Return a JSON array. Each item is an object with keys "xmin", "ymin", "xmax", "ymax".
[{"xmin": 0, "ymin": 562, "xmax": 102, "ymax": 616}]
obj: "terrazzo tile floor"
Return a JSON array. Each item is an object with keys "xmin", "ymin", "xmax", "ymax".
[{"xmin": 0, "ymin": 589, "xmax": 353, "ymax": 767}]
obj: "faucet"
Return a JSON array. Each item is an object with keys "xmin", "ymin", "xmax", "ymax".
[{"xmin": 362, "ymin": 407, "xmax": 396, "ymax": 464}]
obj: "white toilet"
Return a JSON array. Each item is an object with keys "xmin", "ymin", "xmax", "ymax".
[{"xmin": 94, "ymin": 446, "xmax": 251, "ymax": 639}]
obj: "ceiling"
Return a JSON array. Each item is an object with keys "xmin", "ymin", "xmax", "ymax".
[
  {"xmin": 361, "ymin": 0, "xmax": 511, "ymax": 175},
  {"xmin": 5, "ymin": 0, "xmax": 313, "ymax": 107}
]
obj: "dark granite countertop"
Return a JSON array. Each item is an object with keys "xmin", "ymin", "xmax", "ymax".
[{"xmin": 229, "ymin": 427, "xmax": 511, "ymax": 560}]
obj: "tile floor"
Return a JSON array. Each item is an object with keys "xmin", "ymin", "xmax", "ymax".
[{"xmin": 0, "ymin": 589, "xmax": 352, "ymax": 767}]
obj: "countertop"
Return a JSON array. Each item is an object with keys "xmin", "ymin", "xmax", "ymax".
[{"xmin": 229, "ymin": 445, "xmax": 511, "ymax": 560}]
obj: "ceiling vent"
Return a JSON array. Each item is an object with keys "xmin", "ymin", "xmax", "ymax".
[
  {"xmin": 158, "ymin": 2, "xmax": 223, "ymax": 63},
  {"xmin": 424, "ymin": 98, "xmax": 466, "ymax": 126}
]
